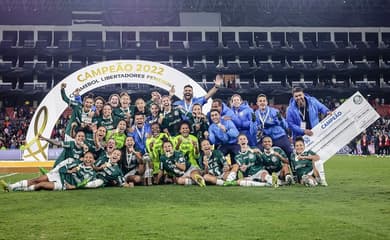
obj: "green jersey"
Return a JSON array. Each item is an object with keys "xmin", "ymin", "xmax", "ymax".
[
  {"xmin": 235, "ymin": 149, "xmax": 264, "ymax": 177},
  {"xmin": 53, "ymin": 141, "xmax": 85, "ymax": 167},
  {"xmin": 173, "ymin": 134, "xmax": 199, "ymax": 167},
  {"xmin": 189, "ymin": 116, "xmax": 209, "ymax": 141},
  {"xmin": 61, "ymin": 88, "xmax": 96, "ymax": 137},
  {"xmin": 113, "ymin": 106, "xmax": 135, "ymax": 122},
  {"xmin": 260, "ymin": 147, "xmax": 287, "ymax": 173},
  {"xmin": 198, "ymin": 150, "xmax": 227, "ymax": 177},
  {"xmin": 161, "ymin": 107, "xmax": 191, "ymax": 136},
  {"xmin": 97, "ymin": 115, "xmax": 119, "ymax": 132},
  {"xmin": 63, "ymin": 162, "xmax": 96, "ymax": 187},
  {"xmin": 96, "ymin": 162, "xmax": 126, "ymax": 186},
  {"xmin": 290, "ymin": 150, "xmax": 316, "ymax": 178},
  {"xmin": 159, "ymin": 151, "xmax": 191, "ymax": 177}
]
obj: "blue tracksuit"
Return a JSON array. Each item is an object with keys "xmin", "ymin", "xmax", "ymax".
[
  {"xmin": 231, "ymin": 102, "xmax": 257, "ymax": 146},
  {"xmin": 286, "ymin": 94, "xmax": 329, "ymax": 139}
]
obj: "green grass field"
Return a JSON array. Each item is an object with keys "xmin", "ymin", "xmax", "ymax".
[{"xmin": 1, "ymin": 155, "xmax": 389, "ymax": 240}]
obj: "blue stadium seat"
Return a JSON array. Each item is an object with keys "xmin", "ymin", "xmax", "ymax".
[
  {"xmin": 139, "ymin": 41, "xmax": 157, "ymax": 49},
  {"xmin": 58, "ymin": 40, "xmax": 69, "ymax": 49},
  {"xmin": 335, "ymin": 41, "xmax": 347, "ymax": 49},
  {"xmin": 124, "ymin": 40, "xmax": 138, "ymax": 49},
  {"xmin": 70, "ymin": 61, "xmax": 84, "ymax": 71},
  {"xmin": 35, "ymin": 40, "xmax": 49, "ymax": 48},
  {"xmin": 105, "ymin": 40, "xmax": 121, "ymax": 49},
  {"xmin": 169, "ymin": 41, "xmax": 185, "ymax": 49},
  {"xmin": 290, "ymin": 41, "xmax": 305, "ymax": 49},
  {"xmin": 303, "ymin": 41, "xmax": 317, "ymax": 49},
  {"xmin": 23, "ymin": 40, "xmax": 35, "ymax": 48},
  {"xmin": 353, "ymin": 41, "xmax": 368, "ymax": 49},
  {"xmin": 0, "ymin": 40, "xmax": 14, "ymax": 48},
  {"xmin": 318, "ymin": 41, "xmax": 336, "ymax": 49},
  {"xmin": 256, "ymin": 41, "xmax": 272, "ymax": 49},
  {"xmin": 70, "ymin": 40, "xmax": 83, "ymax": 48},
  {"xmin": 271, "ymin": 41, "xmax": 282, "ymax": 49},
  {"xmin": 226, "ymin": 41, "xmax": 239, "ymax": 49},
  {"xmin": 86, "ymin": 40, "xmax": 103, "ymax": 49},
  {"xmin": 239, "ymin": 41, "xmax": 251, "ymax": 49}
]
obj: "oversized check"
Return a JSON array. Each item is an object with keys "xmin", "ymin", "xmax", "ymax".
[{"xmin": 303, "ymin": 91, "xmax": 380, "ymax": 162}]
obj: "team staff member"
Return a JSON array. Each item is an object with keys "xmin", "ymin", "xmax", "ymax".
[{"xmin": 286, "ymin": 87, "xmax": 331, "ymax": 139}]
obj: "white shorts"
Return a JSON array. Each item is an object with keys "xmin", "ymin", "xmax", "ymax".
[
  {"xmin": 182, "ymin": 166, "xmax": 200, "ymax": 178},
  {"xmin": 124, "ymin": 169, "xmax": 137, "ymax": 179},
  {"xmin": 46, "ymin": 171, "xmax": 64, "ymax": 191},
  {"xmin": 245, "ymin": 169, "xmax": 269, "ymax": 181}
]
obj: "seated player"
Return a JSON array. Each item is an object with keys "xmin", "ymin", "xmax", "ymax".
[
  {"xmin": 156, "ymin": 140, "xmax": 205, "ymax": 187},
  {"xmin": 227, "ymin": 134, "xmax": 273, "ymax": 187},
  {"xmin": 290, "ymin": 137, "xmax": 327, "ymax": 187},
  {"xmin": 119, "ymin": 136, "xmax": 145, "ymax": 186},
  {"xmin": 1, "ymin": 152, "xmax": 96, "ymax": 192},
  {"xmin": 260, "ymin": 136, "xmax": 294, "ymax": 186},
  {"xmin": 198, "ymin": 139, "xmax": 237, "ymax": 186},
  {"xmin": 86, "ymin": 149, "xmax": 132, "ymax": 188}
]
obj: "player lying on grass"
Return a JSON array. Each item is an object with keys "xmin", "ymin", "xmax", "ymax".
[
  {"xmin": 1, "ymin": 152, "xmax": 96, "ymax": 192},
  {"xmin": 156, "ymin": 140, "xmax": 206, "ymax": 187},
  {"xmin": 290, "ymin": 137, "xmax": 327, "ymax": 187},
  {"xmin": 197, "ymin": 139, "xmax": 238, "ymax": 186},
  {"xmin": 260, "ymin": 136, "xmax": 294, "ymax": 186},
  {"xmin": 225, "ymin": 134, "xmax": 274, "ymax": 187}
]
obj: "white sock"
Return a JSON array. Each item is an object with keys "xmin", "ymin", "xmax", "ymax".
[
  {"xmin": 9, "ymin": 180, "xmax": 28, "ymax": 191},
  {"xmin": 239, "ymin": 180, "xmax": 267, "ymax": 187},
  {"xmin": 226, "ymin": 172, "xmax": 237, "ymax": 181},
  {"xmin": 265, "ymin": 175, "xmax": 272, "ymax": 184},
  {"xmin": 314, "ymin": 160, "xmax": 326, "ymax": 181},
  {"xmin": 216, "ymin": 179, "xmax": 224, "ymax": 186},
  {"xmin": 85, "ymin": 179, "xmax": 104, "ymax": 188},
  {"xmin": 25, "ymin": 185, "xmax": 35, "ymax": 191},
  {"xmin": 185, "ymin": 178, "xmax": 193, "ymax": 185}
]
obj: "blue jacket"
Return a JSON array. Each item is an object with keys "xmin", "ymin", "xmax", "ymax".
[
  {"xmin": 286, "ymin": 94, "xmax": 329, "ymax": 139},
  {"xmin": 173, "ymin": 96, "xmax": 207, "ymax": 112},
  {"xmin": 208, "ymin": 119, "xmax": 239, "ymax": 145},
  {"xmin": 207, "ymin": 102, "xmax": 235, "ymax": 122},
  {"xmin": 255, "ymin": 106, "xmax": 288, "ymax": 140},
  {"xmin": 129, "ymin": 123, "xmax": 152, "ymax": 154},
  {"xmin": 231, "ymin": 102, "xmax": 257, "ymax": 146}
]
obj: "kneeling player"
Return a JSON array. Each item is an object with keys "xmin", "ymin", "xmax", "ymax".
[
  {"xmin": 290, "ymin": 137, "xmax": 327, "ymax": 187},
  {"xmin": 260, "ymin": 136, "xmax": 294, "ymax": 186},
  {"xmin": 198, "ymin": 139, "xmax": 237, "ymax": 186},
  {"xmin": 120, "ymin": 136, "xmax": 145, "ymax": 186},
  {"xmin": 157, "ymin": 140, "xmax": 205, "ymax": 187}
]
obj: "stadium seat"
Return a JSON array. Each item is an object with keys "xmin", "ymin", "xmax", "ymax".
[
  {"xmin": 70, "ymin": 40, "xmax": 83, "ymax": 48},
  {"xmin": 318, "ymin": 41, "xmax": 337, "ymax": 49},
  {"xmin": 271, "ymin": 41, "xmax": 282, "ymax": 49},
  {"xmin": 70, "ymin": 61, "xmax": 84, "ymax": 72},
  {"xmin": 35, "ymin": 40, "xmax": 49, "ymax": 48},
  {"xmin": 353, "ymin": 41, "xmax": 368, "ymax": 49},
  {"xmin": 226, "ymin": 41, "xmax": 240, "ymax": 49},
  {"xmin": 23, "ymin": 40, "xmax": 35, "ymax": 48},
  {"xmin": 139, "ymin": 41, "xmax": 157, "ymax": 49},
  {"xmin": 239, "ymin": 41, "xmax": 251, "ymax": 49},
  {"xmin": 58, "ymin": 40, "xmax": 69, "ymax": 49},
  {"xmin": 169, "ymin": 41, "xmax": 185, "ymax": 49},
  {"xmin": 0, "ymin": 40, "xmax": 14, "ymax": 48},
  {"xmin": 0, "ymin": 61, "xmax": 14, "ymax": 73},
  {"xmin": 86, "ymin": 40, "xmax": 103, "ymax": 49},
  {"xmin": 303, "ymin": 41, "xmax": 317, "ymax": 49},
  {"xmin": 290, "ymin": 41, "xmax": 305, "ymax": 49},
  {"xmin": 124, "ymin": 40, "xmax": 138, "ymax": 49},
  {"xmin": 104, "ymin": 40, "xmax": 121, "ymax": 49}
]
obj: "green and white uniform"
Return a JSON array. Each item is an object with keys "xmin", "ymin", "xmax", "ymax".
[
  {"xmin": 235, "ymin": 149, "xmax": 264, "ymax": 178},
  {"xmin": 173, "ymin": 134, "xmax": 199, "ymax": 167},
  {"xmin": 63, "ymin": 162, "xmax": 96, "ymax": 187},
  {"xmin": 95, "ymin": 160, "xmax": 126, "ymax": 187},
  {"xmin": 290, "ymin": 150, "xmax": 316, "ymax": 180},
  {"xmin": 160, "ymin": 107, "xmax": 191, "ymax": 136},
  {"xmin": 260, "ymin": 147, "xmax": 287, "ymax": 174},
  {"xmin": 198, "ymin": 150, "xmax": 227, "ymax": 178},
  {"xmin": 97, "ymin": 115, "xmax": 120, "ymax": 132},
  {"xmin": 113, "ymin": 106, "xmax": 135, "ymax": 122},
  {"xmin": 53, "ymin": 141, "xmax": 85, "ymax": 167},
  {"xmin": 160, "ymin": 151, "xmax": 191, "ymax": 177},
  {"xmin": 61, "ymin": 88, "xmax": 96, "ymax": 141}
]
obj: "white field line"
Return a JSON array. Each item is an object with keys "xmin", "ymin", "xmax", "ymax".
[{"xmin": 0, "ymin": 173, "xmax": 18, "ymax": 179}]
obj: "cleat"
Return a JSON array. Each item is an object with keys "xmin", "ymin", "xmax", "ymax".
[
  {"xmin": 272, "ymin": 172, "xmax": 279, "ymax": 188},
  {"xmin": 319, "ymin": 179, "xmax": 328, "ymax": 187},
  {"xmin": 302, "ymin": 175, "xmax": 316, "ymax": 187},
  {"xmin": 194, "ymin": 174, "xmax": 206, "ymax": 187},
  {"xmin": 0, "ymin": 180, "xmax": 9, "ymax": 192},
  {"xmin": 39, "ymin": 167, "xmax": 49, "ymax": 175},
  {"xmin": 76, "ymin": 178, "xmax": 90, "ymax": 188},
  {"xmin": 285, "ymin": 175, "xmax": 295, "ymax": 185},
  {"xmin": 223, "ymin": 180, "xmax": 238, "ymax": 186}
]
